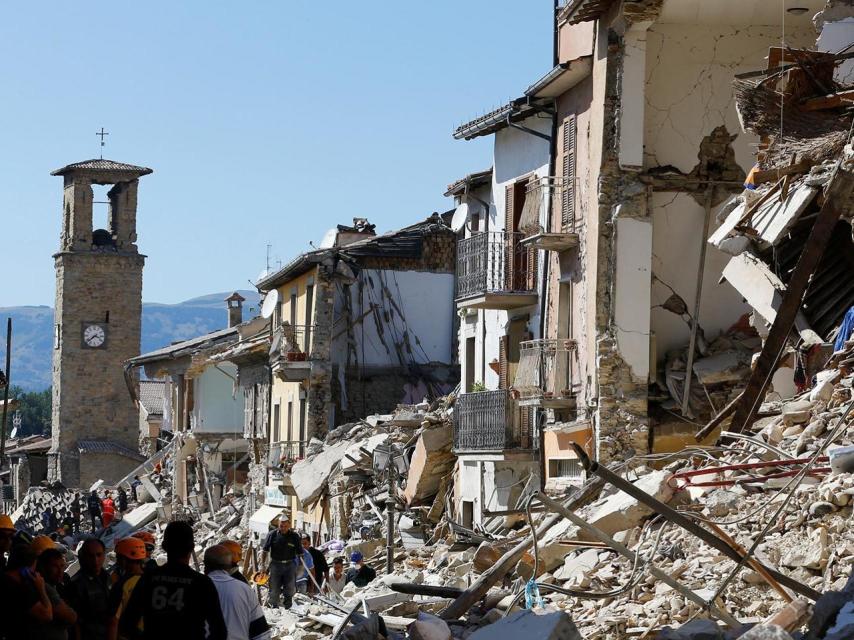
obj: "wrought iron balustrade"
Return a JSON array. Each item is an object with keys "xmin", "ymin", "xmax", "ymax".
[
  {"xmin": 454, "ymin": 389, "xmax": 535, "ymax": 451},
  {"xmin": 456, "ymin": 232, "xmax": 537, "ymax": 299},
  {"xmin": 525, "ymin": 176, "xmax": 578, "ymax": 233}
]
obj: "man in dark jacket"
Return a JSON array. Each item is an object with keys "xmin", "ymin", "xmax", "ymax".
[
  {"xmin": 301, "ymin": 535, "xmax": 328, "ymax": 593},
  {"xmin": 345, "ymin": 552, "xmax": 376, "ymax": 588},
  {"xmin": 259, "ymin": 517, "xmax": 301, "ymax": 609},
  {"xmin": 117, "ymin": 487, "xmax": 129, "ymax": 514},
  {"xmin": 66, "ymin": 538, "xmax": 111, "ymax": 640},
  {"xmin": 120, "ymin": 521, "xmax": 227, "ymax": 640}
]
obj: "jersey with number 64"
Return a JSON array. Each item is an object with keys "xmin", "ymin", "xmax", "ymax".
[{"xmin": 120, "ymin": 561, "xmax": 227, "ymax": 640}]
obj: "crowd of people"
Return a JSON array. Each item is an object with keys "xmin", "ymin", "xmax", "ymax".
[{"xmin": 0, "ymin": 508, "xmax": 381, "ymax": 639}]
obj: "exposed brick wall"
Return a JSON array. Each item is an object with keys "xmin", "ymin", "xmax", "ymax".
[{"xmin": 355, "ymin": 231, "xmax": 456, "ymax": 273}]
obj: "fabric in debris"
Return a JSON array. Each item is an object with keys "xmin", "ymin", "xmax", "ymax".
[{"xmin": 834, "ymin": 306, "xmax": 854, "ymax": 352}]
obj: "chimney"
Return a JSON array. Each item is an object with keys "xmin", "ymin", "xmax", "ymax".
[
  {"xmin": 335, "ymin": 217, "xmax": 377, "ymax": 247},
  {"xmin": 225, "ymin": 292, "xmax": 246, "ymax": 328}
]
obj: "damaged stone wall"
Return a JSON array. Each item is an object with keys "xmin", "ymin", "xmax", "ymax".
[{"xmin": 334, "ymin": 364, "xmax": 457, "ymax": 425}]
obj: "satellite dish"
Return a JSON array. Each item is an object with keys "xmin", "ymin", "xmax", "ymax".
[
  {"xmin": 451, "ymin": 202, "xmax": 469, "ymax": 233},
  {"xmin": 261, "ymin": 289, "xmax": 280, "ymax": 319},
  {"xmin": 319, "ymin": 228, "xmax": 337, "ymax": 249}
]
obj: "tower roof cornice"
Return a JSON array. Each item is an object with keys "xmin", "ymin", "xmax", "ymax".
[{"xmin": 50, "ymin": 158, "xmax": 153, "ymax": 178}]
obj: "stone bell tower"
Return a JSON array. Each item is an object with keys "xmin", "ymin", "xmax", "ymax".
[{"xmin": 49, "ymin": 159, "xmax": 152, "ymax": 488}]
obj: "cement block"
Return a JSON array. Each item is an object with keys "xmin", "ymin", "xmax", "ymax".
[{"xmin": 469, "ymin": 610, "xmax": 581, "ymax": 640}]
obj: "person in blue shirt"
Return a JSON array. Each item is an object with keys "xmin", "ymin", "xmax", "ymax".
[{"xmin": 294, "ymin": 541, "xmax": 314, "ymax": 594}]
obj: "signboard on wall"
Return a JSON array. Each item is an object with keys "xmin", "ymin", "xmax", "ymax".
[{"xmin": 265, "ymin": 484, "xmax": 288, "ymax": 507}]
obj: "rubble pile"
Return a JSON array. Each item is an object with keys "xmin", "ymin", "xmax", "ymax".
[
  {"xmin": 291, "ymin": 399, "xmax": 456, "ymax": 547},
  {"xmin": 11, "ymin": 484, "xmax": 78, "ymax": 532}
]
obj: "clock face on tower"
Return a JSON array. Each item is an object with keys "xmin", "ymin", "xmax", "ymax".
[{"xmin": 81, "ymin": 323, "xmax": 108, "ymax": 349}]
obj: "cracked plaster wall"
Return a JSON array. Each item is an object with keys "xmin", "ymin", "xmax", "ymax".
[
  {"xmin": 643, "ymin": 23, "xmax": 815, "ymax": 363},
  {"xmin": 644, "ymin": 23, "xmax": 816, "ymax": 171}
]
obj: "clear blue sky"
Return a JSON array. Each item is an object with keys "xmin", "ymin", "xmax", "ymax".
[{"xmin": 0, "ymin": 2, "xmax": 552, "ymax": 307}]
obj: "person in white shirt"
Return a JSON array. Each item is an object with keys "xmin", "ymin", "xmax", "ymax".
[
  {"xmin": 204, "ymin": 545, "xmax": 271, "ymax": 640},
  {"xmin": 326, "ymin": 556, "xmax": 347, "ymax": 597}
]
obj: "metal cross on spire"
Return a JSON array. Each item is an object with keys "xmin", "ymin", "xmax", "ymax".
[{"xmin": 96, "ymin": 127, "xmax": 109, "ymax": 159}]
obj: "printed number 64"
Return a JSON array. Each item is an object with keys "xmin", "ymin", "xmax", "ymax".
[{"xmin": 151, "ymin": 586, "xmax": 185, "ymax": 611}]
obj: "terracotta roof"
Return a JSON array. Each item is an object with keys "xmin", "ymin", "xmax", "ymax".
[
  {"xmin": 5, "ymin": 435, "xmax": 51, "ymax": 455},
  {"xmin": 78, "ymin": 439, "xmax": 145, "ymax": 461},
  {"xmin": 51, "ymin": 158, "xmax": 153, "ymax": 177}
]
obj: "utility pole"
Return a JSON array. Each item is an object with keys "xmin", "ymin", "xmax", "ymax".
[
  {"xmin": 0, "ymin": 318, "xmax": 12, "ymax": 466},
  {"xmin": 386, "ymin": 469, "xmax": 395, "ymax": 574}
]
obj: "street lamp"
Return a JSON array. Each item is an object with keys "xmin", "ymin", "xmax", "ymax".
[{"xmin": 372, "ymin": 443, "xmax": 408, "ymax": 574}]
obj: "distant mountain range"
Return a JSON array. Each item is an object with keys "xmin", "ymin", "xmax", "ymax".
[{"xmin": 0, "ymin": 290, "xmax": 261, "ymax": 391}]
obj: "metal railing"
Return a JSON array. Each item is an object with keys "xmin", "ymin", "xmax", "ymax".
[
  {"xmin": 526, "ymin": 176, "xmax": 577, "ymax": 233},
  {"xmin": 514, "ymin": 338, "xmax": 578, "ymax": 401},
  {"xmin": 456, "ymin": 231, "xmax": 537, "ymax": 299},
  {"xmin": 268, "ymin": 440, "xmax": 307, "ymax": 472},
  {"xmin": 454, "ymin": 389, "xmax": 535, "ymax": 451},
  {"xmin": 273, "ymin": 324, "xmax": 314, "ymax": 361}
]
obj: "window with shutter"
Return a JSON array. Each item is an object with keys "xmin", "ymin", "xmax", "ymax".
[
  {"xmin": 504, "ymin": 184, "xmax": 516, "ymax": 290},
  {"xmin": 561, "ymin": 116, "xmax": 577, "ymax": 231},
  {"xmin": 498, "ymin": 335, "xmax": 509, "ymax": 390}
]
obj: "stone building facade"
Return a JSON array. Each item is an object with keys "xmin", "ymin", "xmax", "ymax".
[{"xmin": 49, "ymin": 159, "xmax": 151, "ymax": 488}]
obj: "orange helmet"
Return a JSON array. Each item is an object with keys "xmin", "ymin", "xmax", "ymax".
[
  {"xmin": 115, "ymin": 537, "xmax": 147, "ymax": 561},
  {"xmin": 132, "ymin": 530, "xmax": 156, "ymax": 547},
  {"xmin": 0, "ymin": 514, "xmax": 15, "ymax": 532},
  {"xmin": 31, "ymin": 535, "xmax": 57, "ymax": 556},
  {"xmin": 221, "ymin": 540, "xmax": 242, "ymax": 564}
]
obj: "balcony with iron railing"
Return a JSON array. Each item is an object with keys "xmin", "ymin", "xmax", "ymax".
[
  {"xmin": 519, "ymin": 177, "xmax": 580, "ymax": 252},
  {"xmin": 270, "ymin": 323, "xmax": 315, "ymax": 381},
  {"xmin": 456, "ymin": 231, "xmax": 539, "ymax": 310},
  {"xmin": 453, "ymin": 389, "xmax": 537, "ymax": 453},
  {"xmin": 268, "ymin": 440, "xmax": 307, "ymax": 475},
  {"xmin": 514, "ymin": 338, "xmax": 579, "ymax": 410}
]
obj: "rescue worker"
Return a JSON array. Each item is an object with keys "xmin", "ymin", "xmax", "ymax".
[
  {"xmin": 300, "ymin": 534, "xmax": 328, "ymax": 593},
  {"xmin": 120, "ymin": 521, "xmax": 227, "ymax": 640},
  {"xmin": 66, "ymin": 538, "xmax": 111, "ymax": 640},
  {"xmin": 87, "ymin": 490, "xmax": 103, "ymax": 531},
  {"xmin": 221, "ymin": 539, "xmax": 249, "ymax": 584},
  {"xmin": 344, "ymin": 551, "xmax": 376, "ymax": 588},
  {"xmin": 0, "ymin": 513, "xmax": 16, "ymax": 570},
  {"xmin": 70, "ymin": 492, "xmax": 82, "ymax": 534},
  {"xmin": 326, "ymin": 557, "xmax": 346, "ymax": 597},
  {"xmin": 132, "ymin": 530, "xmax": 158, "ymax": 572},
  {"xmin": 204, "ymin": 544, "xmax": 271, "ymax": 640},
  {"xmin": 117, "ymin": 487, "xmax": 129, "ymax": 515},
  {"xmin": 101, "ymin": 491, "xmax": 116, "ymax": 529},
  {"xmin": 259, "ymin": 517, "xmax": 301, "ymax": 609},
  {"xmin": 108, "ymin": 537, "xmax": 147, "ymax": 640},
  {"xmin": 31, "ymin": 534, "xmax": 59, "ymax": 557}
]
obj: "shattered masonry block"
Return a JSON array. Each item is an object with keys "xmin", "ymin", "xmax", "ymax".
[{"xmin": 468, "ymin": 610, "xmax": 582, "ymax": 640}]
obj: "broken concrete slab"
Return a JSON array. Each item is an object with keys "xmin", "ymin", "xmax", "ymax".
[
  {"xmin": 290, "ymin": 439, "xmax": 352, "ymax": 505},
  {"xmin": 552, "ymin": 548, "xmax": 599, "ymax": 583},
  {"xmin": 403, "ymin": 424, "xmax": 454, "ymax": 506},
  {"xmin": 582, "ymin": 470, "xmax": 675, "ymax": 539},
  {"xmin": 737, "ymin": 625, "xmax": 794, "ymax": 639},
  {"xmin": 655, "ymin": 618, "xmax": 723, "ymax": 639},
  {"xmin": 782, "ymin": 399, "xmax": 814, "ymax": 426},
  {"xmin": 692, "ymin": 350, "xmax": 751, "ymax": 385},
  {"xmin": 468, "ymin": 610, "xmax": 581, "ymax": 640}
]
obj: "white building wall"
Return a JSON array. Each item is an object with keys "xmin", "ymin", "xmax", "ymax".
[
  {"xmin": 354, "ymin": 269, "xmax": 454, "ymax": 367},
  {"xmin": 191, "ymin": 363, "xmax": 244, "ymax": 434},
  {"xmin": 643, "ymin": 22, "xmax": 816, "ymax": 366}
]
